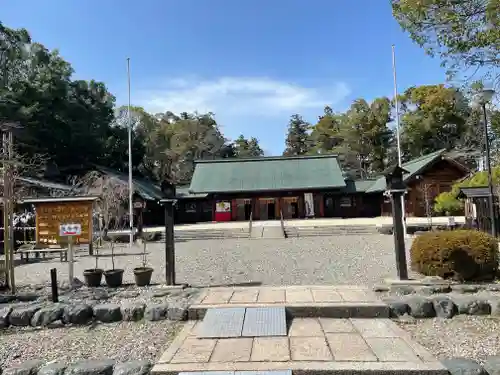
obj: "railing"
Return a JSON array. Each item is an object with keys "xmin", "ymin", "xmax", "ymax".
[
  {"xmin": 280, "ymin": 208, "xmax": 287, "ymax": 238},
  {"xmin": 248, "ymin": 209, "xmax": 253, "ymax": 238}
]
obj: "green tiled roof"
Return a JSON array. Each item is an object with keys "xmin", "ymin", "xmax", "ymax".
[
  {"xmin": 189, "ymin": 155, "xmax": 346, "ymax": 193},
  {"xmin": 342, "ymin": 179, "xmax": 379, "ymax": 193},
  {"xmin": 365, "ymin": 149, "xmax": 447, "ymax": 193},
  {"xmin": 176, "ymin": 185, "xmax": 209, "ymax": 199}
]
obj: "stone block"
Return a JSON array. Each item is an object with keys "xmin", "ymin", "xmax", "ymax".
[
  {"xmin": 405, "ymin": 296, "xmax": 436, "ymax": 318},
  {"xmin": 257, "ymin": 289, "xmax": 285, "ymax": 303},
  {"xmin": 290, "ymin": 337, "xmax": 332, "ymax": 361},
  {"xmin": 201, "ymin": 290, "xmax": 234, "ymax": 304},
  {"xmin": 285, "ymin": 288, "xmax": 313, "ymax": 303},
  {"xmin": 289, "ymin": 318, "xmax": 324, "ymax": 337},
  {"xmin": 441, "ymin": 357, "xmax": 486, "ymax": 375},
  {"xmin": 454, "ymin": 297, "xmax": 491, "ymax": 315},
  {"xmin": 432, "ymin": 297, "xmax": 457, "ymax": 319},
  {"xmin": 326, "ymin": 333, "xmax": 378, "ymax": 361},
  {"xmin": 210, "ymin": 338, "xmax": 252, "ymax": 362},
  {"xmin": 483, "ymin": 356, "xmax": 500, "ymax": 375},
  {"xmin": 121, "ymin": 303, "xmax": 145, "ymax": 321},
  {"xmin": 38, "ymin": 362, "xmax": 67, "ymax": 375},
  {"xmin": 250, "ymin": 337, "xmax": 290, "ymax": 362},
  {"xmin": 65, "ymin": 360, "xmax": 115, "ymax": 375},
  {"xmin": 93, "ymin": 304, "xmax": 122, "ymax": 323},
  {"xmin": 144, "ymin": 304, "xmax": 168, "ymax": 321},
  {"xmin": 229, "ymin": 290, "xmax": 259, "ymax": 303},
  {"xmin": 9, "ymin": 305, "xmax": 41, "ymax": 326},
  {"xmin": 167, "ymin": 301, "xmax": 188, "ymax": 321},
  {"xmin": 351, "ymin": 319, "xmax": 398, "ymax": 338},
  {"xmin": 62, "ymin": 304, "xmax": 94, "ymax": 325},
  {"xmin": 319, "ymin": 318, "xmax": 356, "ymax": 333},
  {"xmin": 365, "ymin": 337, "xmax": 421, "ymax": 362},
  {"xmin": 170, "ymin": 338, "xmax": 216, "ymax": 363},
  {"xmin": 31, "ymin": 305, "xmax": 65, "ymax": 326},
  {"xmin": 112, "ymin": 361, "xmax": 152, "ymax": 375},
  {"xmin": 0, "ymin": 304, "xmax": 12, "ymax": 328},
  {"xmin": 311, "ymin": 289, "xmax": 343, "ymax": 302},
  {"xmin": 3, "ymin": 360, "xmax": 44, "ymax": 375}
]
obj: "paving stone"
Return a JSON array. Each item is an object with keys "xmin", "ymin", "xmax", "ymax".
[
  {"xmin": 326, "ymin": 333, "xmax": 378, "ymax": 361},
  {"xmin": 121, "ymin": 303, "xmax": 145, "ymax": 321},
  {"xmin": 290, "ymin": 337, "xmax": 333, "ymax": 361},
  {"xmin": 338, "ymin": 290, "xmax": 377, "ymax": 302},
  {"xmin": 167, "ymin": 301, "xmax": 189, "ymax": 321},
  {"xmin": 170, "ymin": 337, "xmax": 217, "ymax": 363},
  {"xmin": 285, "ymin": 288, "xmax": 313, "ymax": 303},
  {"xmin": 319, "ymin": 318, "xmax": 356, "ymax": 333},
  {"xmin": 62, "ymin": 304, "xmax": 93, "ymax": 325},
  {"xmin": 250, "ymin": 337, "xmax": 290, "ymax": 362},
  {"xmin": 9, "ymin": 305, "xmax": 41, "ymax": 326},
  {"xmin": 229, "ymin": 290, "xmax": 259, "ymax": 303},
  {"xmin": 289, "ymin": 318, "xmax": 324, "ymax": 337},
  {"xmin": 365, "ymin": 337, "xmax": 421, "ymax": 362},
  {"xmin": 406, "ymin": 296, "xmax": 436, "ymax": 318},
  {"xmin": 242, "ymin": 307, "xmax": 286, "ymax": 337},
  {"xmin": 93, "ymin": 304, "xmax": 122, "ymax": 323},
  {"xmin": 201, "ymin": 290, "xmax": 234, "ymax": 304},
  {"xmin": 0, "ymin": 304, "xmax": 13, "ymax": 328},
  {"xmin": 144, "ymin": 304, "xmax": 169, "ymax": 321},
  {"xmin": 31, "ymin": 305, "xmax": 64, "ymax": 326},
  {"xmin": 257, "ymin": 289, "xmax": 285, "ymax": 303},
  {"xmin": 382, "ymin": 298, "xmax": 410, "ymax": 317},
  {"xmin": 210, "ymin": 338, "xmax": 253, "ymax": 362},
  {"xmin": 482, "ymin": 356, "xmax": 500, "ymax": 375},
  {"xmin": 441, "ymin": 358, "xmax": 486, "ymax": 375},
  {"xmin": 350, "ymin": 318, "xmax": 398, "ymax": 338},
  {"xmin": 454, "ymin": 296, "xmax": 491, "ymax": 315},
  {"xmin": 311, "ymin": 289, "xmax": 343, "ymax": 302}
]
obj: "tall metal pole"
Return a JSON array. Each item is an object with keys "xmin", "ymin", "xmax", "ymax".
[
  {"xmin": 127, "ymin": 58, "xmax": 134, "ymax": 246},
  {"xmin": 482, "ymin": 103, "xmax": 496, "ymax": 237},
  {"xmin": 391, "ymin": 45, "xmax": 407, "ymax": 237},
  {"xmin": 7, "ymin": 130, "xmax": 15, "ymax": 292}
]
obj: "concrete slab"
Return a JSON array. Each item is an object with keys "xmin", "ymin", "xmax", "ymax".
[
  {"xmin": 242, "ymin": 307, "xmax": 287, "ymax": 337},
  {"xmin": 153, "ymin": 318, "xmax": 447, "ymax": 375},
  {"xmin": 189, "ymin": 286, "xmax": 390, "ymax": 320},
  {"xmin": 197, "ymin": 308, "xmax": 245, "ymax": 338}
]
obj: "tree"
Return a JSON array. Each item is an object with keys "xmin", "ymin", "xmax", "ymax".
[
  {"xmin": 233, "ymin": 135, "xmax": 264, "ymax": 158},
  {"xmin": 309, "ymin": 106, "xmax": 344, "ymax": 154},
  {"xmin": 283, "ymin": 114, "xmax": 311, "ymax": 156},
  {"xmin": 392, "ymin": 0, "xmax": 500, "ymax": 87},
  {"xmin": 399, "ymin": 85, "xmax": 474, "ymax": 160}
]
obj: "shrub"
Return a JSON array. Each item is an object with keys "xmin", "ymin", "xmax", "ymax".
[
  {"xmin": 410, "ymin": 230, "xmax": 498, "ymax": 281},
  {"xmin": 433, "ymin": 191, "xmax": 464, "ymax": 216}
]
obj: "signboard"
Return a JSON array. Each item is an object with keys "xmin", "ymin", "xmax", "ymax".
[
  {"xmin": 133, "ymin": 201, "xmax": 146, "ymax": 209},
  {"xmin": 304, "ymin": 193, "xmax": 315, "ymax": 217},
  {"xmin": 216, "ymin": 201, "xmax": 231, "ymax": 213},
  {"xmin": 59, "ymin": 223, "xmax": 82, "ymax": 237},
  {"xmin": 35, "ymin": 201, "xmax": 93, "ymax": 246}
]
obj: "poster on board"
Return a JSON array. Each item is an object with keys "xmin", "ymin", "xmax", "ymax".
[{"xmin": 216, "ymin": 201, "xmax": 231, "ymax": 212}]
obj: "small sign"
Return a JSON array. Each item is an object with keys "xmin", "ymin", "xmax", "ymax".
[
  {"xmin": 59, "ymin": 223, "xmax": 82, "ymax": 237},
  {"xmin": 133, "ymin": 201, "xmax": 145, "ymax": 209},
  {"xmin": 448, "ymin": 217, "xmax": 455, "ymax": 226}
]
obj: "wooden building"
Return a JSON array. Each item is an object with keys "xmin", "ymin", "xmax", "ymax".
[
  {"xmin": 365, "ymin": 150, "xmax": 470, "ymax": 217},
  {"xmin": 187, "ymin": 150, "xmax": 470, "ymax": 222}
]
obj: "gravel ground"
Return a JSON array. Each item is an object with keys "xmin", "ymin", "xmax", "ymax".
[
  {"xmin": 398, "ymin": 316, "xmax": 500, "ymax": 363},
  {"xmin": 0, "ymin": 320, "xmax": 180, "ymax": 368},
  {"xmin": 10, "ymin": 235, "xmax": 417, "ymax": 287}
]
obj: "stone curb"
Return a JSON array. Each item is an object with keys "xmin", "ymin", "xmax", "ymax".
[
  {"xmin": 0, "ymin": 299, "xmax": 189, "ymax": 329},
  {"xmin": 442, "ymin": 357, "xmax": 500, "ymax": 375},
  {"xmin": 1, "ymin": 359, "xmax": 153, "ymax": 375},
  {"xmin": 374, "ymin": 282, "xmax": 500, "ymax": 318}
]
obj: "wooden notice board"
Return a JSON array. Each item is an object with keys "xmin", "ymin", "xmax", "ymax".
[{"xmin": 35, "ymin": 201, "xmax": 93, "ymax": 249}]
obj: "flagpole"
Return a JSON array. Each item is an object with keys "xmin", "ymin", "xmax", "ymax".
[
  {"xmin": 392, "ymin": 45, "xmax": 407, "ymax": 237},
  {"xmin": 127, "ymin": 58, "xmax": 134, "ymax": 247}
]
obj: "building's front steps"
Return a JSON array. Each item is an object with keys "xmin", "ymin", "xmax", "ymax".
[{"xmin": 151, "ymin": 286, "xmax": 446, "ymax": 375}]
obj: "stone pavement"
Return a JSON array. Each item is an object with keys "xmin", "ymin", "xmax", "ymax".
[
  {"xmin": 152, "ymin": 286, "xmax": 447, "ymax": 375},
  {"xmin": 188, "ymin": 286, "xmax": 389, "ymax": 319},
  {"xmin": 152, "ymin": 318, "xmax": 447, "ymax": 375}
]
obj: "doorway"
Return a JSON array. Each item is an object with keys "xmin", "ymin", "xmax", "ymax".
[
  {"xmin": 244, "ymin": 202, "xmax": 252, "ymax": 220},
  {"xmin": 267, "ymin": 202, "xmax": 276, "ymax": 220}
]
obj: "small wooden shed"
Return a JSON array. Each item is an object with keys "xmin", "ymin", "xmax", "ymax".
[{"xmin": 458, "ymin": 186, "xmax": 498, "ymax": 236}]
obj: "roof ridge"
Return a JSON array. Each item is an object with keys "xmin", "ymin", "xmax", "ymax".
[
  {"xmin": 402, "ymin": 149, "xmax": 446, "ymax": 166},
  {"xmin": 195, "ymin": 154, "xmax": 339, "ymax": 164}
]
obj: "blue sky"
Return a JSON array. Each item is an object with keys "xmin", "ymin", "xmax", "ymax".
[{"xmin": 2, "ymin": 0, "xmax": 448, "ymax": 155}]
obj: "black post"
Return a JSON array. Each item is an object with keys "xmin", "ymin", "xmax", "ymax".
[
  {"xmin": 164, "ymin": 200, "xmax": 175, "ymax": 285},
  {"xmin": 390, "ymin": 191, "xmax": 409, "ymax": 280},
  {"xmin": 50, "ymin": 268, "xmax": 59, "ymax": 302},
  {"xmin": 483, "ymin": 103, "xmax": 497, "ymax": 237}
]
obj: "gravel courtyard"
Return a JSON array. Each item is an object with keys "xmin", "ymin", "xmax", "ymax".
[{"xmin": 11, "ymin": 235, "xmax": 415, "ymax": 287}]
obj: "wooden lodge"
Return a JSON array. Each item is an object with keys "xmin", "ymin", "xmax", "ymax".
[{"xmin": 187, "ymin": 149, "xmax": 470, "ymax": 222}]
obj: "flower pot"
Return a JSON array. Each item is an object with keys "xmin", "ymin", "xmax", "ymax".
[
  {"xmin": 83, "ymin": 268, "xmax": 104, "ymax": 287},
  {"xmin": 104, "ymin": 269, "xmax": 124, "ymax": 288},
  {"xmin": 133, "ymin": 267, "xmax": 153, "ymax": 287}
]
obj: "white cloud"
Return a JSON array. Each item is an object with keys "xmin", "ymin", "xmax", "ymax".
[{"xmin": 136, "ymin": 76, "xmax": 351, "ymax": 117}]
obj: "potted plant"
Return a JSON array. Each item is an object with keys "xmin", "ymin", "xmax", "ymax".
[
  {"xmin": 104, "ymin": 240, "xmax": 124, "ymax": 287},
  {"xmin": 133, "ymin": 238, "xmax": 153, "ymax": 286},
  {"xmin": 83, "ymin": 240, "xmax": 103, "ymax": 287}
]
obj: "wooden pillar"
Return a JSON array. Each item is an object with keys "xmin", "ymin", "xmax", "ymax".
[
  {"xmin": 275, "ymin": 197, "xmax": 281, "ymax": 219},
  {"xmin": 211, "ymin": 198, "xmax": 216, "ymax": 221},
  {"xmin": 231, "ymin": 199, "xmax": 237, "ymax": 221}
]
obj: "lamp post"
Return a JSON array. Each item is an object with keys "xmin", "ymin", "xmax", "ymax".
[
  {"xmin": 385, "ymin": 165, "xmax": 410, "ymax": 280},
  {"xmin": 475, "ymin": 88, "xmax": 496, "ymax": 237}
]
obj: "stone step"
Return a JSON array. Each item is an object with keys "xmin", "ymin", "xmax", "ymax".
[
  {"xmin": 187, "ymin": 286, "xmax": 390, "ymax": 320},
  {"xmin": 151, "ymin": 317, "xmax": 447, "ymax": 375}
]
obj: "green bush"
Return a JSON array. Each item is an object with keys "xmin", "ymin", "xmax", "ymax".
[
  {"xmin": 433, "ymin": 191, "xmax": 464, "ymax": 216},
  {"xmin": 410, "ymin": 230, "xmax": 498, "ymax": 281}
]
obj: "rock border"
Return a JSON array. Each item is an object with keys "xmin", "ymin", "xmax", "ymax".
[
  {"xmin": 1, "ymin": 359, "xmax": 153, "ymax": 375},
  {"xmin": 375, "ymin": 282, "xmax": 500, "ymax": 318},
  {"xmin": 0, "ymin": 299, "xmax": 190, "ymax": 329}
]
